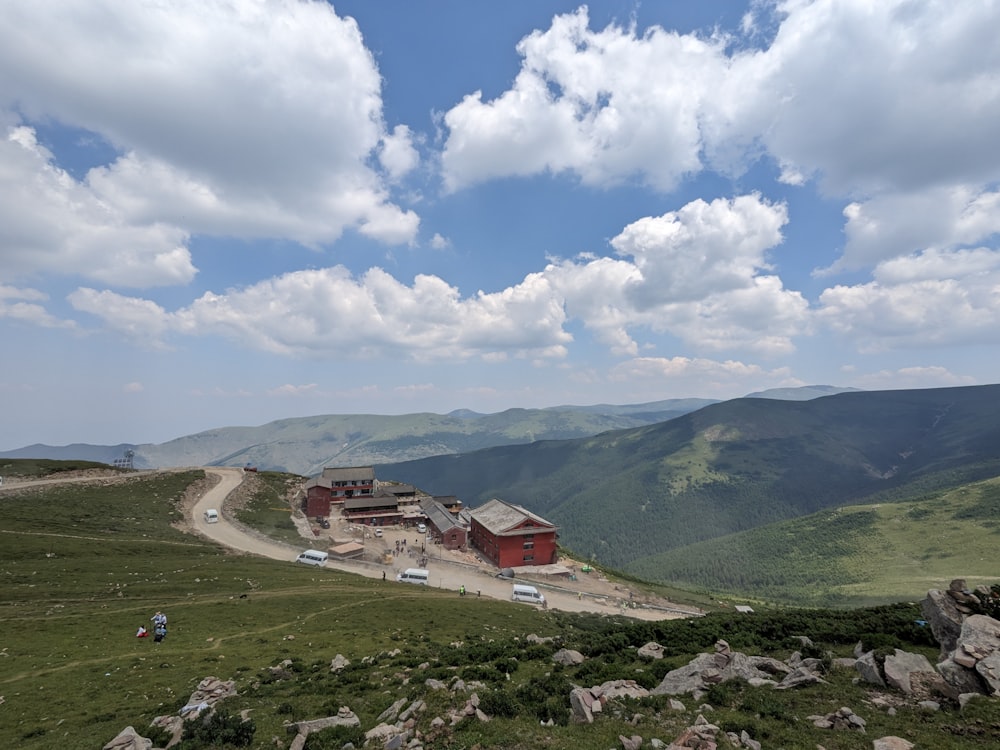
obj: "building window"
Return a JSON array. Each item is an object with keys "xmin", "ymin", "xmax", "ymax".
[
  {"xmin": 523, "ymin": 553, "xmax": 534, "ymax": 562},
  {"xmin": 523, "ymin": 541, "xmax": 534, "ymax": 550}
]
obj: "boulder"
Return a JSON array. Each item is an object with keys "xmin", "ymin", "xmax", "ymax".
[
  {"xmin": 872, "ymin": 737, "xmax": 914, "ymax": 750},
  {"xmin": 553, "ymin": 648, "xmax": 586, "ymax": 666},
  {"xmin": 855, "ymin": 651, "xmax": 885, "ymax": 687},
  {"xmin": 569, "ymin": 688, "xmax": 594, "ymax": 724},
  {"xmin": 921, "ymin": 589, "xmax": 967, "ymax": 659},
  {"xmin": 936, "ymin": 613, "xmax": 1000, "ymax": 695},
  {"xmin": 102, "ymin": 726, "xmax": 151, "ymax": 750},
  {"xmin": 976, "ymin": 652, "xmax": 1000, "ymax": 695},
  {"xmin": 330, "ymin": 654, "xmax": 351, "ymax": 672},
  {"xmin": 637, "ymin": 641, "xmax": 665, "ymax": 660},
  {"xmin": 883, "ymin": 649, "xmax": 937, "ymax": 695}
]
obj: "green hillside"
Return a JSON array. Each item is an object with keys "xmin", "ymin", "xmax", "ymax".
[
  {"xmin": 4, "ymin": 461, "xmax": 1000, "ymax": 749},
  {"xmin": 627, "ymin": 474, "xmax": 1000, "ymax": 606},
  {"xmin": 380, "ymin": 384, "xmax": 1000, "ymax": 577}
]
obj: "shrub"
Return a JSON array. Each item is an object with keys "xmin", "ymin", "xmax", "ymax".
[
  {"xmin": 478, "ymin": 688, "xmax": 521, "ymax": 719},
  {"xmin": 175, "ymin": 709, "xmax": 255, "ymax": 749}
]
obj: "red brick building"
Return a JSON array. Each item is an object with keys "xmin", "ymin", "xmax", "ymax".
[
  {"xmin": 469, "ymin": 498, "xmax": 558, "ymax": 568},
  {"xmin": 304, "ymin": 466, "xmax": 377, "ymax": 518}
]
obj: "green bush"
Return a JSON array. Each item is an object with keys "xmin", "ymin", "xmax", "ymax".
[
  {"xmin": 175, "ymin": 710, "xmax": 255, "ymax": 749},
  {"xmin": 478, "ymin": 688, "xmax": 521, "ymax": 719}
]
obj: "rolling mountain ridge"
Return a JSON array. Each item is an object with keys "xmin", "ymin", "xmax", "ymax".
[{"xmin": 0, "ymin": 398, "xmax": 720, "ymax": 475}]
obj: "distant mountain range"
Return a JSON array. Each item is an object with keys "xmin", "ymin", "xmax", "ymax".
[
  {"xmin": 376, "ymin": 384, "xmax": 1000, "ymax": 596},
  {"xmin": 0, "ymin": 386, "xmax": 854, "ymax": 476}
]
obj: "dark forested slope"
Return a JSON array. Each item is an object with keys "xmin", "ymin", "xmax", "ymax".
[{"xmin": 380, "ymin": 385, "xmax": 1000, "ymax": 569}]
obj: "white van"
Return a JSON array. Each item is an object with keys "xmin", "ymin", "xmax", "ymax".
[
  {"xmin": 295, "ymin": 549, "xmax": 329, "ymax": 566},
  {"xmin": 512, "ymin": 583, "xmax": 545, "ymax": 605},
  {"xmin": 396, "ymin": 568, "xmax": 429, "ymax": 585},
  {"xmin": 204, "ymin": 508, "xmax": 219, "ymax": 523}
]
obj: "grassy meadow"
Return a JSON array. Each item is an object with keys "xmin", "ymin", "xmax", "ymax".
[
  {"xmin": 3, "ymin": 461, "xmax": 1000, "ymax": 749},
  {"xmin": 628, "ymin": 475, "xmax": 1000, "ymax": 607}
]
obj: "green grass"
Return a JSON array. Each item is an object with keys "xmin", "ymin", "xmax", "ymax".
[
  {"xmin": 232, "ymin": 471, "xmax": 306, "ymax": 547},
  {"xmin": 627, "ymin": 475, "xmax": 1000, "ymax": 606},
  {"xmin": 3, "ymin": 460, "xmax": 1000, "ymax": 749}
]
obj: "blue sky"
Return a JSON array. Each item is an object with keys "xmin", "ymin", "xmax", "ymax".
[{"xmin": 2, "ymin": 0, "xmax": 1000, "ymax": 449}]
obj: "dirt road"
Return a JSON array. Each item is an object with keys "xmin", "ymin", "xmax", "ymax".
[{"xmin": 191, "ymin": 468, "xmax": 700, "ymax": 621}]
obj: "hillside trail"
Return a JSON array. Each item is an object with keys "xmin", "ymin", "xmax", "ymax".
[{"xmin": 6, "ymin": 466, "xmax": 701, "ymax": 621}]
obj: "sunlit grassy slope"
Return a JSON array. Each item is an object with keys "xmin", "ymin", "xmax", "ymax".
[{"xmin": 627, "ymin": 475, "xmax": 1000, "ymax": 606}]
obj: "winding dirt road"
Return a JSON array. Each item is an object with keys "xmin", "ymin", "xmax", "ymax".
[{"xmin": 191, "ymin": 468, "xmax": 699, "ymax": 621}]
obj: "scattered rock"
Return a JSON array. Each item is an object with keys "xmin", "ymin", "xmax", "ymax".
[
  {"xmin": 808, "ymin": 706, "xmax": 866, "ymax": 732},
  {"xmin": 330, "ymin": 654, "xmax": 351, "ymax": 672}
]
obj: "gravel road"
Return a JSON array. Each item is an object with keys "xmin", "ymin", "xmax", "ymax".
[{"xmin": 191, "ymin": 468, "xmax": 699, "ymax": 621}]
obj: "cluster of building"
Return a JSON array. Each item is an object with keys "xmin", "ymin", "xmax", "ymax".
[{"xmin": 303, "ymin": 466, "xmax": 558, "ymax": 569}]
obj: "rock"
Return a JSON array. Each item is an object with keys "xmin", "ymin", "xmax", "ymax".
[
  {"xmin": 740, "ymin": 729, "xmax": 761, "ymax": 750},
  {"xmin": 102, "ymin": 726, "xmax": 151, "ymax": 750},
  {"xmin": 934, "ymin": 614, "xmax": 1000, "ymax": 694},
  {"xmin": 365, "ymin": 723, "xmax": 401, "ymax": 744},
  {"xmin": 883, "ymin": 649, "xmax": 936, "ymax": 695},
  {"xmin": 182, "ymin": 676, "xmax": 237, "ymax": 714},
  {"xmin": 569, "ymin": 688, "xmax": 595, "ymax": 724},
  {"xmin": 425, "ymin": 678, "xmax": 447, "ymax": 691},
  {"xmin": 668, "ymin": 698, "xmax": 685, "ymax": 711},
  {"xmin": 619, "ymin": 734, "xmax": 642, "ymax": 750},
  {"xmin": 553, "ymin": 648, "xmax": 586, "ymax": 665},
  {"xmin": 398, "ymin": 699, "xmax": 424, "ymax": 723},
  {"xmin": 775, "ymin": 665, "xmax": 825, "ymax": 689},
  {"xmin": 872, "ymin": 738, "xmax": 914, "ymax": 750},
  {"xmin": 330, "ymin": 654, "xmax": 351, "ymax": 672},
  {"xmin": 651, "ymin": 646, "xmax": 794, "ymax": 696},
  {"xmin": 918, "ymin": 700, "xmax": 940, "ymax": 711},
  {"xmin": 148, "ymin": 715, "xmax": 182, "ymax": 747},
  {"xmin": 938, "ymin": 656, "xmax": 988, "ymax": 694},
  {"xmin": 376, "ymin": 697, "xmax": 408, "ymax": 724},
  {"xmin": 638, "ymin": 642, "xmax": 665, "ymax": 660},
  {"xmin": 809, "ymin": 706, "xmax": 866, "ymax": 732},
  {"xmin": 286, "ymin": 707, "xmax": 360, "ymax": 735},
  {"xmin": 921, "ymin": 589, "xmax": 967, "ymax": 659},
  {"xmin": 855, "ymin": 651, "xmax": 885, "ymax": 687}
]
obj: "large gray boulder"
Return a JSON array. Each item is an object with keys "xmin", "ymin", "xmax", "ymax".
[
  {"xmin": 854, "ymin": 650, "xmax": 885, "ymax": 687},
  {"xmin": 922, "ymin": 587, "xmax": 970, "ymax": 659},
  {"xmin": 883, "ymin": 649, "xmax": 937, "ymax": 695}
]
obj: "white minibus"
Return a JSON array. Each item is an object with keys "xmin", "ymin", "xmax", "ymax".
[
  {"xmin": 512, "ymin": 583, "xmax": 545, "ymax": 605},
  {"xmin": 396, "ymin": 568, "xmax": 429, "ymax": 585},
  {"xmin": 295, "ymin": 549, "xmax": 329, "ymax": 566}
]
